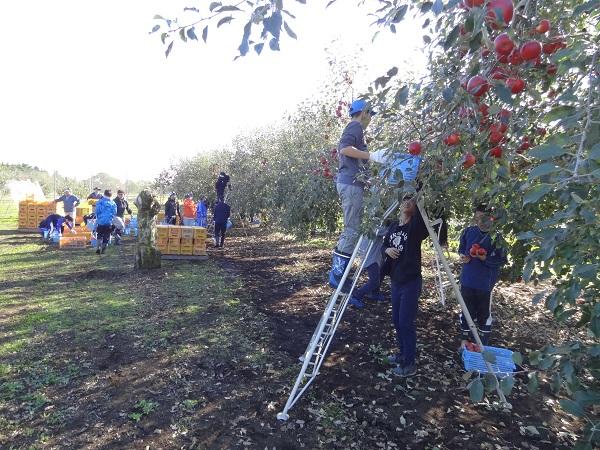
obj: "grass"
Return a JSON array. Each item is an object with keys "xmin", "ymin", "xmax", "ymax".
[{"xmin": 0, "ymin": 199, "xmax": 272, "ymax": 448}]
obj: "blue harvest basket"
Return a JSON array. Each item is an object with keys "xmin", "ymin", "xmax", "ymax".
[
  {"xmin": 462, "ymin": 345, "xmax": 515, "ymax": 376},
  {"xmin": 380, "ymin": 153, "xmax": 422, "ymax": 184}
]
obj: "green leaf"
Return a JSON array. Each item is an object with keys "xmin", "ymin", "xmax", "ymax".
[
  {"xmin": 396, "ymin": 85, "xmax": 409, "ymax": 106},
  {"xmin": 154, "ymin": 14, "xmax": 166, "ymax": 20},
  {"xmin": 217, "ymin": 5, "xmax": 241, "ymax": 12},
  {"xmin": 469, "ymin": 378, "xmax": 484, "ymax": 402},
  {"xmin": 528, "ymin": 162, "xmax": 559, "ymax": 181},
  {"xmin": 165, "ymin": 41, "xmax": 174, "ymax": 58},
  {"xmin": 574, "ymin": 0, "xmax": 600, "ymax": 16},
  {"xmin": 574, "ymin": 264, "xmax": 599, "ymax": 278},
  {"xmin": 590, "ymin": 143, "xmax": 600, "ymax": 161},
  {"xmin": 442, "ymin": 86, "xmax": 454, "ymax": 102},
  {"xmin": 517, "ymin": 231, "xmax": 536, "ymax": 240},
  {"xmin": 464, "ymin": 14, "xmax": 474, "ymax": 33},
  {"xmin": 387, "ymin": 66, "xmax": 398, "ymax": 77},
  {"xmin": 391, "ymin": 5, "xmax": 408, "ymax": 23},
  {"xmin": 493, "ymin": 83, "xmax": 514, "ymax": 105},
  {"xmin": 209, "ymin": 2, "xmax": 222, "ymax": 12},
  {"xmin": 423, "ymin": 35, "xmax": 431, "ymax": 44},
  {"xmin": 179, "ymin": 27, "xmax": 187, "ymax": 42},
  {"xmin": 283, "ymin": 22, "xmax": 297, "ymax": 39},
  {"xmin": 528, "ymin": 143, "xmax": 566, "ymax": 160},
  {"xmin": 160, "ymin": 32, "xmax": 168, "ymax": 45},
  {"xmin": 544, "ymin": 105, "xmax": 576, "ymax": 122},
  {"xmin": 527, "ymin": 372, "xmax": 539, "ymax": 393},
  {"xmin": 500, "ymin": 376, "xmax": 515, "ymax": 395},
  {"xmin": 420, "ymin": 2, "xmax": 433, "ymax": 13},
  {"xmin": 432, "ymin": 0, "xmax": 443, "ymax": 15},
  {"xmin": 469, "ymin": 31, "xmax": 482, "ymax": 52},
  {"xmin": 443, "ymin": 25, "xmax": 460, "ymax": 51},
  {"xmin": 202, "ymin": 25, "xmax": 208, "ymax": 43},
  {"xmin": 523, "ymin": 184, "xmax": 552, "ymax": 205},
  {"xmin": 512, "ymin": 352, "xmax": 523, "ymax": 365},
  {"xmin": 559, "ymin": 399, "xmax": 586, "ymax": 418},
  {"xmin": 482, "ymin": 351, "xmax": 497, "ymax": 364},
  {"xmin": 217, "ymin": 16, "xmax": 233, "ymax": 27}
]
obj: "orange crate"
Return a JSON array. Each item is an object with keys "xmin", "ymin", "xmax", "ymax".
[
  {"xmin": 157, "ymin": 237, "xmax": 169, "ymax": 246},
  {"xmin": 193, "ymin": 227, "xmax": 208, "ymax": 239},
  {"xmin": 59, "ymin": 236, "xmax": 87, "ymax": 249}
]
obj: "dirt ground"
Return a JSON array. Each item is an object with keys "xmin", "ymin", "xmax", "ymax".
[{"xmin": 0, "ymin": 227, "xmax": 581, "ymax": 449}]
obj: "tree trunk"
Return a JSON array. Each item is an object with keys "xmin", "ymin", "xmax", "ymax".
[{"xmin": 134, "ymin": 189, "xmax": 162, "ymax": 270}]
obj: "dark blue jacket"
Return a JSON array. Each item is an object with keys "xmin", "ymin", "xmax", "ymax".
[
  {"xmin": 459, "ymin": 226, "xmax": 507, "ymax": 292},
  {"xmin": 213, "ymin": 202, "xmax": 231, "ymax": 224},
  {"xmin": 39, "ymin": 214, "xmax": 72, "ymax": 232}
]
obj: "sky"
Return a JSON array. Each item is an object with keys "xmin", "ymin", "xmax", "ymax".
[{"xmin": 0, "ymin": 0, "xmax": 427, "ymax": 182}]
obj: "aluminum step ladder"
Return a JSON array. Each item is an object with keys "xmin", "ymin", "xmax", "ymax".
[
  {"xmin": 430, "ymin": 218, "xmax": 451, "ymax": 306},
  {"xmin": 277, "ymin": 200, "xmax": 399, "ymax": 421}
]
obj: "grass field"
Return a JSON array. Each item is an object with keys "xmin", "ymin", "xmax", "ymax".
[{"xmin": 0, "ymin": 201, "xmax": 275, "ymax": 449}]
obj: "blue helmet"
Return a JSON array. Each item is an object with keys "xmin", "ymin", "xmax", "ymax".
[{"xmin": 349, "ymin": 99, "xmax": 376, "ymax": 117}]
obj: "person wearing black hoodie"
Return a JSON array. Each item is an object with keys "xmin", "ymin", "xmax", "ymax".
[
  {"xmin": 114, "ymin": 190, "xmax": 132, "ymax": 218},
  {"xmin": 213, "ymin": 199, "xmax": 231, "ymax": 248},
  {"xmin": 164, "ymin": 192, "xmax": 182, "ymax": 225}
]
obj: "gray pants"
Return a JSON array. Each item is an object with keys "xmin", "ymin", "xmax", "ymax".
[{"xmin": 336, "ymin": 182, "xmax": 364, "ymax": 254}]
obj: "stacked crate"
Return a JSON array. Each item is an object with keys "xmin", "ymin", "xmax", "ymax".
[
  {"xmin": 58, "ymin": 235, "xmax": 87, "ymax": 249},
  {"xmin": 193, "ymin": 227, "xmax": 208, "ymax": 256},
  {"xmin": 155, "ymin": 225, "xmax": 207, "ymax": 256},
  {"xmin": 156, "ymin": 225, "xmax": 169, "ymax": 253},
  {"xmin": 75, "ymin": 205, "xmax": 92, "ymax": 225},
  {"xmin": 18, "ymin": 200, "xmax": 58, "ymax": 229}
]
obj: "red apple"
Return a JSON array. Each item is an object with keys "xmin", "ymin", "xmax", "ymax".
[
  {"xmin": 478, "ymin": 103, "xmax": 489, "ymax": 117},
  {"xmin": 506, "ymin": 77, "xmax": 526, "ymax": 94},
  {"xmin": 408, "ymin": 141, "xmax": 422, "ymax": 155},
  {"xmin": 494, "ymin": 33, "xmax": 514, "ymax": 55},
  {"xmin": 547, "ymin": 64, "xmax": 558, "ymax": 75},
  {"xmin": 490, "ymin": 146, "xmax": 503, "ymax": 158},
  {"xmin": 467, "ymin": 75, "xmax": 490, "ymax": 97},
  {"xmin": 485, "ymin": 0, "xmax": 514, "ymax": 29},
  {"xmin": 444, "ymin": 133, "xmax": 461, "ymax": 146},
  {"xmin": 520, "ymin": 41, "xmax": 542, "ymax": 61},
  {"xmin": 543, "ymin": 42, "xmax": 558, "ymax": 54},
  {"xmin": 463, "ymin": 152, "xmax": 476, "ymax": 168},
  {"xmin": 508, "ymin": 50, "xmax": 523, "ymax": 65},
  {"xmin": 535, "ymin": 19, "xmax": 550, "ymax": 34},
  {"xmin": 464, "ymin": 0, "xmax": 485, "ymax": 6},
  {"xmin": 477, "ymin": 247, "xmax": 488, "ymax": 256}
]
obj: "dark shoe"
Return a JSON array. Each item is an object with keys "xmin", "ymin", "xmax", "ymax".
[
  {"xmin": 392, "ymin": 363, "xmax": 417, "ymax": 378},
  {"xmin": 348, "ymin": 296, "xmax": 365, "ymax": 309},
  {"xmin": 100, "ymin": 245, "xmax": 106, "ymax": 254},
  {"xmin": 365, "ymin": 292, "xmax": 386, "ymax": 302},
  {"xmin": 96, "ymin": 248, "xmax": 101, "ymax": 255}
]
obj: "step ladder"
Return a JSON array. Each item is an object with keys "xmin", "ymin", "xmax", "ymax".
[
  {"xmin": 277, "ymin": 200, "xmax": 399, "ymax": 421},
  {"xmin": 276, "ymin": 194, "xmax": 509, "ymax": 421},
  {"xmin": 430, "ymin": 218, "xmax": 451, "ymax": 306}
]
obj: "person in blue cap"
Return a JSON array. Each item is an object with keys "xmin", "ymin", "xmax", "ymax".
[{"xmin": 329, "ymin": 99, "xmax": 381, "ymax": 290}]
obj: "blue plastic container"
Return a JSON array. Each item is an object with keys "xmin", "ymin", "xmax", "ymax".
[
  {"xmin": 380, "ymin": 153, "xmax": 422, "ymax": 184},
  {"xmin": 462, "ymin": 345, "xmax": 515, "ymax": 377}
]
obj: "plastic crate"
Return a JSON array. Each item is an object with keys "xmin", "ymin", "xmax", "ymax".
[{"xmin": 462, "ymin": 345, "xmax": 515, "ymax": 376}]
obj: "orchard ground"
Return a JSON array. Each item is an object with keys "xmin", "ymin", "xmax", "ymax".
[{"xmin": 0, "ymin": 200, "xmax": 582, "ymax": 449}]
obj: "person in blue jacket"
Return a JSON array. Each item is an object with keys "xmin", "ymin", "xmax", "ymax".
[
  {"xmin": 458, "ymin": 204, "xmax": 508, "ymax": 347},
  {"xmin": 95, "ymin": 189, "xmax": 117, "ymax": 254},
  {"xmin": 196, "ymin": 196, "xmax": 208, "ymax": 227},
  {"xmin": 213, "ymin": 199, "xmax": 231, "ymax": 249},
  {"xmin": 39, "ymin": 214, "xmax": 74, "ymax": 237}
]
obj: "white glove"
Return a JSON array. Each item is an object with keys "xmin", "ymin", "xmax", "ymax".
[{"xmin": 369, "ymin": 148, "xmax": 389, "ymax": 164}]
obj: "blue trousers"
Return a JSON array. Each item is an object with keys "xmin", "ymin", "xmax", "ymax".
[
  {"xmin": 354, "ymin": 263, "xmax": 381, "ymax": 300},
  {"xmin": 391, "ymin": 277, "xmax": 422, "ymax": 367}
]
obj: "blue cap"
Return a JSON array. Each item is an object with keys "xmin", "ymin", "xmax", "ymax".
[{"xmin": 348, "ymin": 99, "xmax": 376, "ymax": 117}]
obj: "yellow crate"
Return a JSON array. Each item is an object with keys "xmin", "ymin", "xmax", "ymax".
[
  {"xmin": 156, "ymin": 225, "xmax": 169, "ymax": 238},
  {"xmin": 168, "ymin": 237, "xmax": 180, "ymax": 245},
  {"xmin": 180, "ymin": 226, "xmax": 194, "ymax": 239},
  {"xmin": 193, "ymin": 247, "xmax": 208, "ymax": 256},
  {"xmin": 168, "ymin": 226, "xmax": 182, "ymax": 239},
  {"xmin": 157, "ymin": 236, "xmax": 169, "ymax": 247},
  {"xmin": 180, "ymin": 246, "xmax": 193, "ymax": 255},
  {"xmin": 181, "ymin": 238, "xmax": 194, "ymax": 247},
  {"xmin": 167, "ymin": 246, "xmax": 181, "ymax": 255},
  {"xmin": 157, "ymin": 244, "xmax": 168, "ymax": 253},
  {"xmin": 193, "ymin": 227, "xmax": 208, "ymax": 239}
]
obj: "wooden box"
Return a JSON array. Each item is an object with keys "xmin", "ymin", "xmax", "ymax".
[
  {"xmin": 156, "ymin": 225, "xmax": 169, "ymax": 238},
  {"xmin": 193, "ymin": 227, "xmax": 208, "ymax": 239}
]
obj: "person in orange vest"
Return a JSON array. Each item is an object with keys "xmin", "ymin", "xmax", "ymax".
[{"xmin": 182, "ymin": 193, "xmax": 196, "ymax": 226}]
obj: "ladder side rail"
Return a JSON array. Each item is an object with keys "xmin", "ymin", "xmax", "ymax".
[{"xmin": 416, "ymin": 199, "xmax": 508, "ymax": 405}]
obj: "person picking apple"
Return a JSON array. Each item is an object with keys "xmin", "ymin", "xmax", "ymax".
[{"xmin": 458, "ymin": 204, "xmax": 508, "ymax": 349}]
